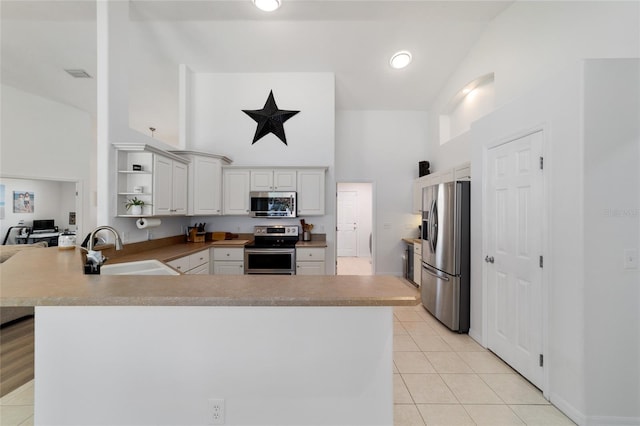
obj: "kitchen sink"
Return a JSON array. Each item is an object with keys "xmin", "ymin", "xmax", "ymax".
[{"xmin": 100, "ymin": 259, "xmax": 180, "ymax": 276}]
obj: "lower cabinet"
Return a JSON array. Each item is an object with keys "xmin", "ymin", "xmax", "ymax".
[
  {"xmin": 413, "ymin": 243, "xmax": 422, "ymax": 286},
  {"xmin": 212, "ymin": 247, "xmax": 245, "ymax": 275},
  {"xmin": 167, "ymin": 249, "xmax": 210, "ymax": 275},
  {"xmin": 296, "ymin": 247, "xmax": 326, "ymax": 275}
]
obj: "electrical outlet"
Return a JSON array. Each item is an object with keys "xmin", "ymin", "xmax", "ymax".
[
  {"xmin": 209, "ymin": 398, "xmax": 225, "ymax": 425},
  {"xmin": 121, "ymin": 231, "xmax": 129, "ymax": 243}
]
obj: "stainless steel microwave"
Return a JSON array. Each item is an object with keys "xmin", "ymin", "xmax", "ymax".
[{"xmin": 250, "ymin": 191, "xmax": 297, "ymax": 218}]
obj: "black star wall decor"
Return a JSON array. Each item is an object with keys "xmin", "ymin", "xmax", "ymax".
[{"xmin": 242, "ymin": 90, "xmax": 300, "ymax": 145}]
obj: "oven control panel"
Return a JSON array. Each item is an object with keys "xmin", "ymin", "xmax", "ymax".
[{"xmin": 254, "ymin": 225, "xmax": 299, "ymax": 236}]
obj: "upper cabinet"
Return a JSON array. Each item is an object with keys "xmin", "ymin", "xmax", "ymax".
[
  {"xmin": 297, "ymin": 169, "xmax": 326, "ymax": 216},
  {"xmin": 222, "ymin": 168, "xmax": 251, "ymax": 215},
  {"xmin": 222, "ymin": 166, "xmax": 327, "ymax": 217},
  {"xmin": 153, "ymin": 155, "xmax": 188, "ymax": 216},
  {"xmin": 114, "ymin": 144, "xmax": 190, "ymax": 217},
  {"xmin": 412, "ymin": 161, "xmax": 471, "ymax": 213},
  {"xmin": 172, "ymin": 151, "xmax": 232, "ymax": 216},
  {"xmin": 250, "ymin": 169, "xmax": 297, "ymax": 192}
]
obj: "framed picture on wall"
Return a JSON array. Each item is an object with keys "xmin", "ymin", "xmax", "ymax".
[{"xmin": 13, "ymin": 191, "xmax": 34, "ymax": 213}]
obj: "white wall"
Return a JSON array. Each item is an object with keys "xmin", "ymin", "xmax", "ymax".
[
  {"xmin": 335, "ymin": 110, "xmax": 426, "ymax": 275},
  {"xmin": 36, "ymin": 306, "xmax": 394, "ymax": 425},
  {"xmin": 427, "ymin": 0, "xmax": 640, "ymax": 171},
  {"xmin": 426, "ymin": 3, "xmax": 640, "ymax": 423},
  {"xmin": 471, "ymin": 59, "xmax": 640, "ymax": 426},
  {"xmin": 187, "ymin": 72, "xmax": 337, "ymax": 272},
  {"xmin": 582, "ymin": 59, "xmax": 639, "ymax": 421},
  {"xmin": 97, "ymin": 1, "xmax": 187, "ymax": 244},
  {"xmin": 0, "ymin": 84, "xmax": 94, "ymax": 238},
  {"xmin": 471, "ymin": 63, "xmax": 586, "ymax": 423},
  {"xmin": 0, "ymin": 178, "xmax": 77, "ymax": 242}
]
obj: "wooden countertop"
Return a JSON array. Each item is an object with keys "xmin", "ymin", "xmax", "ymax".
[
  {"xmin": 0, "ymin": 247, "xmax": 419, "ymax": 308},
  {"xmin": 294, "ymin": 240, "xmax": 328, "ymax": 248},
  {"xmin": 402, "ymin": 238, "xmax": 421, "ymax": 245}
]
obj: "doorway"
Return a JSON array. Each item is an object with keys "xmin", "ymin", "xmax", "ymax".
[
  {"xmin": 336, "ymin": 182, "xmax": 373, "ymax": 275},
  {"xmin": 0, "ymin": 177, "xmax": 81, "ymax": 245}
]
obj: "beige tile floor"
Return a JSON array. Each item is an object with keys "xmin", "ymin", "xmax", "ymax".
[
  {"xmin": 0, "ymin": 380, "xmax": 33, "ymax": 426},
  {"xmin": 393, "ymin": 305, "xmax": 575, "ymax": 426},
  {"xmin": 337, "ymin": 256, "xmax": 373, "ymax": 275},
  {"xmin": 0, "ymin": 305, "xmax": 575, "ymax": 426}
]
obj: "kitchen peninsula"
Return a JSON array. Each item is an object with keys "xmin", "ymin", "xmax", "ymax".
[{"xmin": 1, "ymin": 246, "xmax": 419, "ymax": 425}]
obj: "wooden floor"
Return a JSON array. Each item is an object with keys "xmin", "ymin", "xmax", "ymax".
[{"xmin": 0, "ymin": 317, "xmax": 34, "ymax": 398}]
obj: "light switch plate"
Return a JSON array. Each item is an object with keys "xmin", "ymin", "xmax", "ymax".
[{"xmin": 624, "ymin": 249, "xmax": 638, "ymax": 270}]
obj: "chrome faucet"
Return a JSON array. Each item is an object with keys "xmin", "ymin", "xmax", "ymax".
[{"xmin": 85, "ymin": 226, "xmax": 124, "ymax": 269}]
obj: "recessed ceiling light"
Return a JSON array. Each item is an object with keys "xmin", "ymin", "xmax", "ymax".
[
  {"xmin": 390, "ymin": 51, "xmax": 412, "ymax": 69},
  {"xmin": 253, "ymin": 0, "xmax": 281, "ymax": 12},
  {"xmin": 65, "ymin": 69, "xmax": 92, "ymax": 79}
]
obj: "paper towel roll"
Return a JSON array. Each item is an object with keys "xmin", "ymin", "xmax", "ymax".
[{"xmin": 136, "ymin": 218, "xmax": 162, "ymax": 229}]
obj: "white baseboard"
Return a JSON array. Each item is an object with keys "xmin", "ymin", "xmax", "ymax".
[
  {"xmin": 468, "ymin": 327, "xmax": 484, "ymax": 347},
  {"xmin": 585, "ymin": 416, "xmax": 640, "ymax": 426},
  {"xmin": 550, "ymin": 392, "xmax": 640, "ymax": 426},
  {"xmin": 549, "ymin": 392, "xmax": 586, "ymax": 426}
]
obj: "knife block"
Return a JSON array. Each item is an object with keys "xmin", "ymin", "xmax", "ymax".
[{"xmin": 188, "ymin": 228, "xmax": 205, "ymax": 243}]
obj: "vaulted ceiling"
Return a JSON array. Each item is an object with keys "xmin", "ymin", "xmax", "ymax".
[{"xmin": 1, "ymin": 0, "xmax": 513, "ymax": 142}]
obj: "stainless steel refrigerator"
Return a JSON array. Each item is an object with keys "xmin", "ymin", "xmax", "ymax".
[{"xmin": 421, "ymin": 180, "xmax": 470, "ymax": 333}]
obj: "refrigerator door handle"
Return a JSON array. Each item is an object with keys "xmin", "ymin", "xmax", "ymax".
[
  {"xmin": 422, "ymin": 264, "xmax": 450, "ymax": 281},
  {"xmin": 430, "ymin": 199, "xmax": 438, "ymax": 252}
]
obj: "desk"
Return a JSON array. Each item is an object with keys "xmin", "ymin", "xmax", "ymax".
[{"xmin": 16, "ymin": 232, "xmax": 60, "ymax": 246}]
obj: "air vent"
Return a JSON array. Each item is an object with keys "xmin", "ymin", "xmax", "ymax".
[{"xmin": 64, "ymin": 69, "xmax": 92, "ymax": 79}]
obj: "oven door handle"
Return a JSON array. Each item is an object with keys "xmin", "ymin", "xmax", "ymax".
[{"xmin": 245, "ymin": 248, "xmax": 296, "ymax": 254}]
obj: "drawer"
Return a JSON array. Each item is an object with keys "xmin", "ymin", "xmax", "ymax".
[
  {"xmin": 188, "ymin": 263, "xmax": 210, "ymax": 275},
  {"xmin": 296, "ymin": 248, "xmax": 325, "ymax": 261},
  {"xmin": 213, "ymin": 247, "xmax": 244, "ymax": 261},
  {"xmin": 167, "ymin": 256, "xmax": 190, "ymax": 273},
  {"xmin": 413, "ymin": 243, "xmax": 422, "ymax": 255},
  {"xmin": 189, "ymin": 250, "xmax": 210, "ymax": 268}
]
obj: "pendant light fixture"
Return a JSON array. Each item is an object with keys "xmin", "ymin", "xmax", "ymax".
[{"xmin": 253, "ymin": 0, "xmax": 281, "ymax": 12}]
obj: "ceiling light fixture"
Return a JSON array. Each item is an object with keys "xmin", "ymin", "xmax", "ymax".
[
  {"xmin": 253, "ymin": 0, "xmax": 281, "ymax": 12},
  {"xmin": 389, "ymin": 51, "xmax": 412, "ymax": 69}
]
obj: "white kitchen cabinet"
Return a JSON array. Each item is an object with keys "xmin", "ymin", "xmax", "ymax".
[
  {"xmin": 297, "ymin": 169, "xmax": 326, "ymax": 216},
  {"xmin": 412, "ymin": 180, "xmax": 423, "ymax": 214},
  {"xmin": 212, "ymin": 247, "xmax": 244, "ymax": 275},
  {"xmin": 154, "ymin": 155, "xmax": 188, "ymax": 216},
  {"xmin": 413, "ymin": 243, "xmax": 422, "ymax": 286},
  {"xmin": 172, "ymin": 151, "xmax": 231, "ymax": 216},
  {"xmin": 296, "ymin": 247, "xmax": 326, "ymax": 275},
  {"xmin": 250, "ymin": 169, "xmax": 297, "ymax": 191},
  {"xmin": 454, "ymin": 162, "xmax": 471, "ymax": 180},
  {"xmin": 412, "ymin": 161, "xmax": 470, "ymax": 212},
  {"xmin": 167, "ymin": 249, "xmax": 210, "ymax": 275},
  {"xmin": 114, "ymin": 144, "xmax": 189, "ymax": 217},
  {"xmin": 222, "ymin": 168, "xmax": 251, "ymax": 215}
]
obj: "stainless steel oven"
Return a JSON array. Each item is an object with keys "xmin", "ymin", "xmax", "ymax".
[
  {"xmin": 244, "ymin": 225, "xmax": 299, "ymax": 275},
  {"xmin": 245, "ymin": 247, "xmax": 296, "ymax": 275}
]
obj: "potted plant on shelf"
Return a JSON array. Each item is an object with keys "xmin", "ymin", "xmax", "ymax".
[{"xmin": 124, "ymin": 197, "xmax": 148, "ymax": 216}]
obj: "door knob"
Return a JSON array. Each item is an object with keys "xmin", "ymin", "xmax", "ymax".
[{"xmin": 485, "ymin": 255, "xmax": 494, "ymax": 263}]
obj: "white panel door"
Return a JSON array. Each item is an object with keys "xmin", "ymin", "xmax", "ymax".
[
  {"xmin": 486, "ymin": 131, "xmax": 544, "ymax": 389},
  {"xmin": 337, "ymin": 190, "xmax": 358, "ymax": 257}
]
